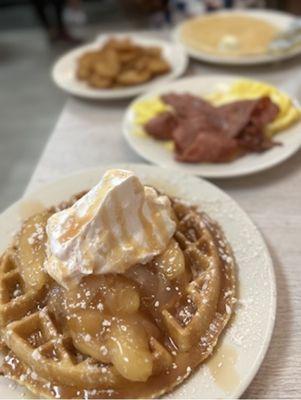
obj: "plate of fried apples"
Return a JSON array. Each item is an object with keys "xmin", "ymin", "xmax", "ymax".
[{"xmin": 52, "ymin": 34, "xmax": 188, "ymax": 99}]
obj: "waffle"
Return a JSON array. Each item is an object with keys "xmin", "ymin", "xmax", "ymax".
[{"xmin": 0, "ymin": 193, "xmax": 236, "ymax": 399}]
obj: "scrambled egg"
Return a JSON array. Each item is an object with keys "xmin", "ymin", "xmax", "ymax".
[
  {"xmin": 208, "ymin": 79, "xmax": 301, "ymax": 136},
  {"xmin": 132, "ymin": 98, "xmax": 174, "ymax": 150},
  {"xmin": 132, "ymin": 79, "xmax": 301, "ymax": 141},
  {"xmin": 133, "ymin": 98, "xmax": 169, "ymax": 126}
]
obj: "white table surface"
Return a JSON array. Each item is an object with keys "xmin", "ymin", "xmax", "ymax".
[{"xmin": 26, "ymin": 32, "xmax": 301, "ymax": 399}]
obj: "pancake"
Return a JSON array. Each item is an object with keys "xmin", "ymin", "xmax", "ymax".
[{"xmin": 180, "ymin": 14, "xmax": 279, "ymax": 57}]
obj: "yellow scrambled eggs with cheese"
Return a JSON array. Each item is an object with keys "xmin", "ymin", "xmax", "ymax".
[
  {"xmin": 132, "ymin": 98, "xmax": 174, "ymax": 150},
  {"xmin": 133, "ymin": 79, "xmax": 301, "ymax": 139}
]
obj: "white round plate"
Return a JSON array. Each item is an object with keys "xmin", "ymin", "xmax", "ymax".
[
  {"xmin": 174, "ymin": 9, "xmax": 301, "ymax": 66},
  {"xmin": 123, "ymin": 75, "xmax": 301, "ymax": 178},
  {"xmin": 52, "ymin": 33, "xmax": 188, "ymax": 99},
  {"xmin": 0, "ymin": 164, "xmax": 276, "ymax": 399}
]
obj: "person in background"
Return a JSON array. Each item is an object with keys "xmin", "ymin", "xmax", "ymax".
[
  {"xmin": 204, "ymin": 0, "xmax": 265, "ymax": 10},
  {"xmin": 122, "ymin": 0, "xmax": 168, "ymax": 13},
  {"xmin": 30, "ymin": 0, "xmax": 81, "ymax": 44},
  {"xmin": 64, "ymin": 0, "xmax": 87, "ymax": 26},
  {"xmin": 120, "ymin": 0, "xmax": 170, "ymax": 27}
]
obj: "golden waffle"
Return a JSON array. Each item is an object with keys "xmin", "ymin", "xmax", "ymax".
[{"xmin": 0, "ymin": 194, "xmax": 236, "ymax": 399}]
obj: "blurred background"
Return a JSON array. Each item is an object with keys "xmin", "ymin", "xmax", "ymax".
[{"xmin": 1, "ymin": 0, "xmax": 301, "ymax": 212}]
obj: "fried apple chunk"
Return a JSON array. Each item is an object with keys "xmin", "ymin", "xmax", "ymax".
[
  {"xmin": 116, "ymin": 69, "xmax": 151, "ymax": 86},
  {"xmin": 16, "ymin": 211, "xmax": 50, "ymax": 290},
  {"xmin": 155, "ymin": 239, "xmax": 186, "ymax": 281},
  {"xmin": 67, "ymin": 309, "xmax": 111, "ymax": 363},
  {"xmin": 106, "ymin": 316, "xmax": 153, "ymax": 382},
  {"xmin": 76, "ymin": 37, "xmax": 171, "ymax": 89}
]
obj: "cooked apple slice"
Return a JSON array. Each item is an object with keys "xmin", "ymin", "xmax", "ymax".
[
  {"xmin": 65, "ymin": 275, "xmax": 140, "ymax": 315},
  {"xmin": 155, "ymin": 239, "xmax": 185, "ymax": 281},
  {"xmin": 106, "ymin": 316, "xmax": 153, "ymax": 382},
  {"xmin": 17, "ymin": 211, "xmax": 50, "ymax": 290},
  {"xmin": 68, "ymin": 309, "xmax": 111, "ymax": 363},
  {"xmin": 150, "ymin": 337, "xmax": 172, "ymax": 375},
  {"xmin": 104, "ymin": 275, "xmax": 140, "ymax": 314},
  {"xmin": 138, "ymin": 313, "xmax": 161, "ymax": 340}
]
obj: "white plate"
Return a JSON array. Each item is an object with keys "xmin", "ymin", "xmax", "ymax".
[
  {"xmin": 123, "ymin": 75, "xmax": 301, "ymax": 178},
  {"xmin": 174, "ymin": 9, "xmax": 301, "ymax": 66},
  {"xmin": 0, "ymin": 164, "xmax": 276, "ymax": 399},
  {"xmin": 52, "ymin": 33, "xmax": 188, "ymax": 99}
]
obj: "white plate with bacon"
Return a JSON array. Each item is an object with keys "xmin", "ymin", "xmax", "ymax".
[{"xmin": 123, "ymin": 75, "xmax": 301, "ymax": 178}]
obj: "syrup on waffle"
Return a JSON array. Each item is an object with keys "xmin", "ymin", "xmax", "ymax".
[{"xmin": 0, "ymin": 192, "xmax": 236, "ymax": 399}]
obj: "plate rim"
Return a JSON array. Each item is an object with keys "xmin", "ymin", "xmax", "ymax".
[
  {"xmin": 122, "ymin": 74, "xmax": 301, "ymax": 178},
  {"xmin": 51, "ymin": 33, "xmax": 188, "ymax": 99},
  {"xmin": 173, "ymin": 8, "xmax": 301, "ymax": 66},
  {"xmin": 0, "ymin": 163, "xmax": 277, "ymax": 399}
]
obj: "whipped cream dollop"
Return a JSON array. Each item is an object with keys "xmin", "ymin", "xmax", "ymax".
[{"xmin": 45, "ymin": 169, "xmax": 176, "ymax": 288}]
